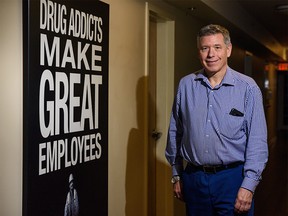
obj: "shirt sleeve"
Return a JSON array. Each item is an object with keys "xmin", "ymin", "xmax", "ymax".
[
  {"xmin": 165, "ymin": 85, "xmax": 184, "ymax": 176},
  {"xmin": 241, "ymin": 85, "xmax": 268, "ymax": 192}
]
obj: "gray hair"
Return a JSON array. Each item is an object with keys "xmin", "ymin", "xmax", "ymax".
[{"xmin": 197, "ymin": 24, "xmax": 231, "ymax": 48}]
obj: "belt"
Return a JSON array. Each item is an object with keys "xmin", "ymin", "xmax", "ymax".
[{"xmin": 188, "ymin": 162, "xmax": 243, "ymax": 174}]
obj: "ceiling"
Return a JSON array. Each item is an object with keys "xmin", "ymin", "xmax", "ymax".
[
  {"xmin": 164, "ymin": 0, "xmax": 288, "ymax": 62},
  {"xmin": 238, "ymin": 0, "xmax": 288, "ymax": 47}
]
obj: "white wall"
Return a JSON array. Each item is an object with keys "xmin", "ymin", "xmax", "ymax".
[
  {"xmin": 0, "ymin": 0, "xmax": 22, "ymax": 216},
  {"xmin": 103, "ymin": 0, "xmax": 148, "ymax": 215}
]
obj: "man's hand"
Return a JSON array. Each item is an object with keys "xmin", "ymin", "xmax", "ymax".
[
  {"xmin": 173, "ymin": 181, "xmax": 184, "ymax": 201},
  {"xmin": 234, "ymin": 187, "xmax": 253, "ymax": 214}
]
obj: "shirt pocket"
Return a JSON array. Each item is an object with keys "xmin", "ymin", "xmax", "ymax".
[{"xmin": 219, "ymin": 113, "xmax": 245, "ymax": 140}]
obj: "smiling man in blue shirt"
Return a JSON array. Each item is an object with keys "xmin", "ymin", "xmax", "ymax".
[{"xmin": 165, "ymin": 24, "xmax": 268, "ymax": 216}]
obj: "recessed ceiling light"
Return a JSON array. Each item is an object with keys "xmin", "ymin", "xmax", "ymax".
[{"xmin": 189, "ymin": 7, "xmax": 196, "ymax": 11}]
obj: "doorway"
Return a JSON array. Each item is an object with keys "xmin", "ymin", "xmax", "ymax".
[
  {"xmin": 146, "ymin": 3, "xmax": 175, "ymax": 216},
  {"xmin": 277, "ymin": 71, "xmax": 288, "ymax": 130}
]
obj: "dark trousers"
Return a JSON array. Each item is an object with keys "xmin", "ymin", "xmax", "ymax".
[{"xmin": 182, "ymin": 164, "xmax": 254, "ymax": 216}]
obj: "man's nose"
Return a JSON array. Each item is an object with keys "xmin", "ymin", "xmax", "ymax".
[{"xmin": 207, "ymin": 48, "xmax": 215, "ymax": 57}]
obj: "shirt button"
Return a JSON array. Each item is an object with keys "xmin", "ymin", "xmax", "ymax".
[
  {"xmin": 205, "ymin": 150, "xmax": 209, "ymax": 153},
  {"xmin": 209, "ymin": 104, "xmax": 212, "ymax": 107},
  {"xmin": 208, "ymin": 119, "xmax": 211, "ymax": 122},
  {"xmin": 206, "ymin": 134, "xmax": 209, "ymax": 137}
]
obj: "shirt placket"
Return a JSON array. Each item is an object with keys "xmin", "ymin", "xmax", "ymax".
[{"xmin": 204, "ymin": 88, "xmax": 215, "ymax": 164}]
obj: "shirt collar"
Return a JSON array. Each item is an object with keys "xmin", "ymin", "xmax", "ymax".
[{"xmin": 195, "ymin": 67, "xmax": 235, "ymax": 86}]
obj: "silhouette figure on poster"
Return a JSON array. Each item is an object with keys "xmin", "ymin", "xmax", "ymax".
[{"xmin": 64, "ymin": 174, "xmax": 79, "ymax": 216}]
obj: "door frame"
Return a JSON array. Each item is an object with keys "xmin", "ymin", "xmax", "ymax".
[{"xmin": 145, "ymin": 3, "xmax": 175, "ymax": 216}]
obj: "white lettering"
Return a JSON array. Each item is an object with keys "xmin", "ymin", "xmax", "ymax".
[
  {"xmin": 39, "ymin": 69, "xmax": 54, "ymax": 138},
  {"xmin": 55, "ymin": 72, "xmax": 69, "ymax": 135},
  {"xmin": 38, "ymin": 133, "xmax": 102, "ymax": 175},
  {"xmin": 39, "ymin": 143, "xmax": 47, "ymax": 175},
  {"xmin": 91, "ymin": 45, "xmax": 102, "ymax": 72},
  {"xmin": 40, "ymin": 34, "xmax": 60, "ymax": 67},
  {"xmin": 69, "ymin": 73, "xmax": 81, "ymax": 133},
  {"xmin": 39, "ymin": 0, "xmax": 67, "ymax": 34}
]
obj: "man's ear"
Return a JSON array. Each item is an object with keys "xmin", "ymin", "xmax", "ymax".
[{"xmin": 227, "ymin": 43, "xmax": 232, "ymax": 58}]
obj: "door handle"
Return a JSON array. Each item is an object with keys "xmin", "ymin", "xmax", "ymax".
[{"xmin": 151, "ymin": 130, "xmax": 162, "ymax": 141}]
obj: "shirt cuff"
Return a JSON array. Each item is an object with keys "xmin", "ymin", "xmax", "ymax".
[
  {"xmin": 172, "ymin": 164, "xmax": 183, "ymax": 176},
  {"xmin": 241, "ymin": 177, "xmax": 259, "ymax": 193}
]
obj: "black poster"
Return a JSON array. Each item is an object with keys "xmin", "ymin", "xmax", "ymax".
[{"xmin": 23, "ymin": 0, "xmax": 109, "ymax": 215}]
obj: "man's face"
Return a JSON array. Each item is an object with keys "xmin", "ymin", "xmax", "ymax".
[{"xmin": 198, "ymin": 33, "xmax": 232, "ymax": 75}]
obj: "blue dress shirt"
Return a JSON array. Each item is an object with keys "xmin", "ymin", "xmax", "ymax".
[{"xmin": 165, "ymin": 67, "xmax": 268, "ymax": 192}]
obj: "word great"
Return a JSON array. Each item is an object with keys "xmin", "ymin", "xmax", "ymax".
[{"xmin": 39, "ymin": 70, "xmax": 102, "ymax": 138}]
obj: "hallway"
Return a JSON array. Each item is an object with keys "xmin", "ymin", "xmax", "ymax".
[{"xmin": 254, "ymin": 130, "xmax": 288, "ymax": 216}]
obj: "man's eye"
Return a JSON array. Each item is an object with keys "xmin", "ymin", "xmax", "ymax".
[
  {"xmin": 201, "ymin": 47, "xmax": 208, "ymax": 51},
  {"xmin": 215, "ymin": 46, "xmax": 221, "ymax": 50}
]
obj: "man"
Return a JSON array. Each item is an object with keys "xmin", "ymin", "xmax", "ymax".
[
  {"xmin": 165, "ymin": 24, "xmax": 268, "ymax": 216},
  {"xmin": 64, "ymin": 174, "xmax": 79, "ymax": 216}
]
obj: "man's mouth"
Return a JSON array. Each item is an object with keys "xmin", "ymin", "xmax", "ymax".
[{"xmin": 206, "ymin": 59, "xmax": 218, "ymax": 64}]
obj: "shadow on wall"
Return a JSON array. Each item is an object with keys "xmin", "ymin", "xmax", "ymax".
[
  {"xmin": 125, "ymin": 76, "xmax": 186, "ymax": 216},
  {"xmin": 125, "ymin": 76, "xmax": 147, "ymax": 216}
]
